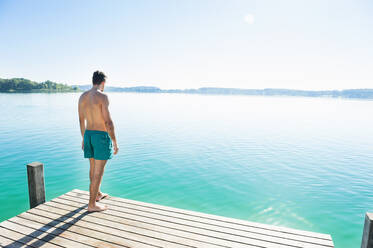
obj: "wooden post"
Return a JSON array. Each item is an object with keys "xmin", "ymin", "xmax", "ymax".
[
  {"xmin": 362, "ymin": 213, "xmax": 373, "ymax": 248},
  {"xmin": 26, "ymin": 162, "xmax": 45, "ymax": 208}
]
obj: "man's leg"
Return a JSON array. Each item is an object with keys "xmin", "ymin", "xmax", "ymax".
[
  {"xmin": 88, "ymin": 159, "xmax": 108, "ymax": 212},
  {"xmin": 89, "ymin": 158, "xmax": 103, "ymax": 201},
  {"xmin": 89, "ymin": 158, "xmax": 95, "ymax": 182}
]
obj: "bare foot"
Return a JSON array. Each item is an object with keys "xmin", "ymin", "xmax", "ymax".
[
  {"xmin": 96, "ymin": 192, "xmax": 109, "ymax": 202},
  {"xmin": 88, "ymin": 203, "xmax": 108, "ymax": 212}
]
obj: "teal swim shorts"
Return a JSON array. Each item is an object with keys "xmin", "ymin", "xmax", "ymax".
[{"xmin": 84, "ymin": 130, "xmax": 113, "ymax": 160}]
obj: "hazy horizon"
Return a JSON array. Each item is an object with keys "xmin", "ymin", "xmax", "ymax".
[{"xmin": 73, "ymin": 82, "xmax": 373, "ymax": 91}]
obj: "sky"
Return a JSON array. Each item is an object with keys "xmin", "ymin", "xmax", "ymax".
[{"xmin": 0, "ymin": 0, "xmax": 372, "ymax": 90}]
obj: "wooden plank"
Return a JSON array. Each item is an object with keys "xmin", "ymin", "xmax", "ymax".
[
  {"xmin": 44, "ymin": 200, "xmax": 255, "ymax": 248},
  {"xmin": 0, "ymin": 226, "xmax": 59, "ymax": 248},
  {"xmin": 64, "ymin": 192, "xmax": 333, "ymax": 246},
  {"xmin": 24, "ymin": 207, "xmax": 192, "ymax": 248},
  {"xmin": 51, "ymin": 199, "xmax": 318, "ymax": 248},
  {"xmin": 61, "ymin": 191, "xmax": 333, "ymax": 247},
  {"xmin": 37, "ymin": 201, "xmax": 257, "ymax": 248},
  {"xmin": 61, "ymin": 194, "xmax": 331, "ymax": 247},
  {"xmin": 25, "ymin": 206, "xmax": 223, "ymax": 248},
  {"xmin": 0, "ymin": 234, "xmax": 27, "ymax": 248},
  {"xmin": 0, "ymin": 235, "xmax": 26, "ymax": 248},
  {"xmin": 0, "ymin": 219, "xmax": 89, "ymax": 248},
  {"xmin": 10, "ymin": 215, "xmax": 123, "ymax": 248},
  {"xmin": 17, "ymin": 211, "xmax": 153, "ymax": 248},
  {"xmin": 54, "ymin": 195, "xmax": 332, "ymax": 247},
  {"xmin": 72, "ymin": 189, "xmax": 332, "ymax": 241}
]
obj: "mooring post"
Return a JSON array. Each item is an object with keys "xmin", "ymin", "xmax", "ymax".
[
  {"xmin": 26, "ymin": 162, "xmax": 45, "ymax": 208},
  {"xmin": 362, "ymin": 213, "xmax": 373, "ymax": 248}
]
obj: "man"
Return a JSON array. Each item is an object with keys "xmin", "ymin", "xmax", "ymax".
[{"xmin": 78, "ymin": 71, "xmax": 119, "ymax": 212}]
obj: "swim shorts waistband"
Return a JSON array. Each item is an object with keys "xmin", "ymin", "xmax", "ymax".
[{"xmin": 85, "ymin": 129, "xmax": 109, "ymax": 135}]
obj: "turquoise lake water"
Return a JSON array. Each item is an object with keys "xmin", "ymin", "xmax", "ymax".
[{"xmin": 1, "ymin": 92, "xmax": 373, "ymax": 247}]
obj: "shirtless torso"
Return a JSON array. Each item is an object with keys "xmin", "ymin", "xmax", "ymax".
[
  {"xmin": 78, "ymin": 87, "xmax": 118, "ymax": 153},
  {"xmin": 79, "ymin": 89, "xmax": 110, "ymax": 132}
]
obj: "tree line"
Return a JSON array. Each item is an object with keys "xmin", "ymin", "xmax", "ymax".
[{"xmin": 0, "ymin": 78, "xmax": 79, "ymax": 92}]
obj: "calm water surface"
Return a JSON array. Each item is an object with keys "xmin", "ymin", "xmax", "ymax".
[{"xmin": 1, "ymin": 92, "xmax": 373, "ymax": 247}]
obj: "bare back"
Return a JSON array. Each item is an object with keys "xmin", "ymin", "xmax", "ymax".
[{"xmin": 79, "ymin": 90, "xmax": 107, "ymax": 131}]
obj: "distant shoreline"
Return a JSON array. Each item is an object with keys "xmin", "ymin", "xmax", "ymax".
[
  {"xmin": 75, "ymin": 84, "xmax": 373, "ymax": 100},
  {"xmin": 1, "ymin": 89, "xmax": 80, "ymax": 93},
  {"xmin": 2, "ymin": 77, "xmax": 373, "ymax": 99}
]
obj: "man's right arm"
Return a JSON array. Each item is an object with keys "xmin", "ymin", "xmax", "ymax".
[
  {"xmin": 78, "ymin": 95, "xmax": 86, "ymax": 150},
  {"xmin": 102, "ymin": 94, "xmax": 119, "ymax": 154}
]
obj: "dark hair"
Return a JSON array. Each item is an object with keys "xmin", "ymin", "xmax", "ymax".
[{"xmin": 92, "ymin": 71, "xmax": 106, "ymax": 85}]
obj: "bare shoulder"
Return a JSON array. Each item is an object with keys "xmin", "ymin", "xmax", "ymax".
[
  {"xmin": 78, "ymin": 91, "xmax": 89, "ymax": 103},
  {"xmin": 80, "ymin": 90, "xmax": 90, "ymax": 98},
  {"xmin": 98, "ymin": 91, "xmax": 109, "ymax": 104}
]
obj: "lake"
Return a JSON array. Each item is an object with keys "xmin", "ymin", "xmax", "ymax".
[{"xmin": 1, "ymin": 92, "xmax": 372, "ymax": 247}]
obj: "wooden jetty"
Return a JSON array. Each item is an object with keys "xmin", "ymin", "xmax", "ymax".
[
  {"xmin": 0, "ymin": 162, "xmax": 335, "ymax": 248},
  {"xmin": 0, "ymin": 189, "xmax": 334, "ymax": 248}
]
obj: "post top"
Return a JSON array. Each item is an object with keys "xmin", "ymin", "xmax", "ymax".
[
  {"xmin": 366, "ymin": 212, "xmax": 373, "ymax": 220},
  {"xmin": 27, "ymin": 162, "xmax": 43, "ymax": 167}
]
